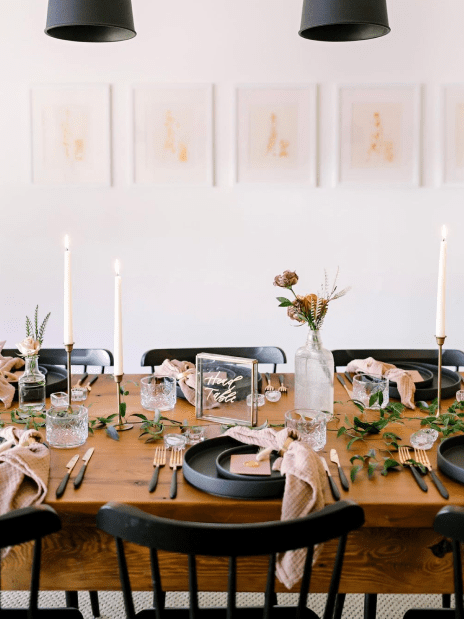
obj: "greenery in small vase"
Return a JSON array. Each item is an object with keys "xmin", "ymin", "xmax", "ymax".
[
  {"xmin": 273, "ymin": 268, "xmax": 350, "ymax": 331},
  {"xmin": 17, "ymin": 305, "xmax": 51, "ymax": 356}
]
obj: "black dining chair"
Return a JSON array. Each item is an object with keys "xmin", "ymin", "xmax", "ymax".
[
  {"xmin": 141, "ymin": 347, "xmax": 287, "ymax": 373},
  {"xmin": 332, "ymin": 349, "xmax": 464, "ymax": 372},
  {"xmin": 0, "ymin": 505, "xmax": 83, "ymax": 618},
  {"xmin": 97, "ymin": 500, "xmax": 364, "ymax": 619},
  {"xmin": 2, "ymin": 348, "xmax": 114, "ymax": 374},
  {"xmin": 403, "ymin": 505, "xmax": 464, "ymax": 618}
]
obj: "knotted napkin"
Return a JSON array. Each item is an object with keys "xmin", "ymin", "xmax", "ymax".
[
  {"xmin": 224, "ymin": 425, "xmax": 326, "ymax": 590},
  {"xmin": 0, "ymin": 341, "xmax": 24, "ymax": 409},
  {"xmin": 346, "ymin": 357, "xmax": 416, "ymax": 409},
  {"xmin": 154, "ymin": 359, "xmax": 224, "ymax": 410}
]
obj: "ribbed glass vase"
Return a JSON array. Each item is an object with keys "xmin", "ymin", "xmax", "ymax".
[
  {"xmin": 18, "ymin": 354, "xmax": 46, "ymax": 412},
  {"xmin": 294, "ymin": 330, "xmax": 334, "ymax": 416}
]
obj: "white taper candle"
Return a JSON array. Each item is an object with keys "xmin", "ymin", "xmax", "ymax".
[
  {"xmin": 436, "ymin": 225, "xmax": 447, "ymax": 338},
  {"xmin": 64, "ymin": 235, "xmax": 73, "ymax": 345},
  {"xmin": 114, "ymin": 260, "xmax": 123, "ymax": 375}
]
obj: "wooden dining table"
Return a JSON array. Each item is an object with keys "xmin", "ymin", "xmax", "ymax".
[{"xmin": 2, "ymin": 373, "xmax": 464, "ymax": 595}]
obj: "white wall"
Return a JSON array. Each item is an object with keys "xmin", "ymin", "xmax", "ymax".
[{"xmin": 1, "ymin": 0, "xmax": 463, "ymax": 372}]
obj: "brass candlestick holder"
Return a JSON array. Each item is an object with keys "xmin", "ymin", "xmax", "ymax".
[
  {"xmin": 64, "ymin": 343, "xmax": 74, "ymax": 399},
  {"xmin": 436, "ymin": 335, "xmax": 446, "ymax": 417},
  {"xmin": 114, "ymin": 374, "xmax": 133, "ymax": 431}
]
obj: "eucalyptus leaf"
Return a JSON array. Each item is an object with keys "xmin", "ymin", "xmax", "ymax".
[{"xmin": 106, "ymin": 425, "xmax": 120, "ymax": 441}]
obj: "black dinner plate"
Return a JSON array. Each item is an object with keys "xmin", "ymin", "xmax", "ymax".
[
  {"xmin": 183, "ymin": 436, "xmax": 285, "ymax": 499},
  {"xmin": 216, "ymin": 444, "xmax": 283, "ymax": 482},
  {"xmin": 387, "ymin": 362, "xmax": 434, "ymax": 398},
  {"xmin": 438, "ymin": 435, "xmax": 464, "ymax": 484},
  {"xmin": 12, "ymin": 364, "xmax": 68, "ymax": 400}
]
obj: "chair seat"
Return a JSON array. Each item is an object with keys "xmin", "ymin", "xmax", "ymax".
[
  {"xmin": 136, "ymin": 607, "xmax": 320, "ymax": 619},
  {"xmin": 404, "ymin": 611, "xmax": 456, "ymax": 618},
  {"xmin": 0, "ymin": 610, "xmax": 83, "ymax": 617}
]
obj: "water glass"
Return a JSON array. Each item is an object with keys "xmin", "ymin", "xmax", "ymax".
[
  {"xmin": 46, "ymin": 405, "xmax": 88, "ymax": 449},
  {"xmin": 285, "ymin": 409, "xmax": 327, "ymax": 451},
  {"xmin": 141, "ymin": 376, "xmax": 177, "ymax": 412},
  {"xmin": 50, "ymin": 392, "xmax": 69, "ymax": 407},
  {"xmin": 353, "ymin": 373, "xmax": 389, "ymax": 409}
]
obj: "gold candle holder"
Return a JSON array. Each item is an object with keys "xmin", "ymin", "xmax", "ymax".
[
  {"xmin": 114, "ymin": 374, "xmax": 133, "ymax": 431},
  {"xmin": 64, "ymin": 343, "xmax": 74, "ymax": 399},
  {"xmin": 436, "ymin": 335, "xmax": 446, "ymax": 417}
]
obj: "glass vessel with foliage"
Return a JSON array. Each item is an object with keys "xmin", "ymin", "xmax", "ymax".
[
  {"xmin": 274, "ymin": 269, "xmax": 349, "ymax": 416},
  {"xmin": 18, "ymin": 306, "xmax": 50, "ymax": 412}
]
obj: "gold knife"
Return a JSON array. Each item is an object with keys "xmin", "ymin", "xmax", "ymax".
[
  {"xmin": 73, "ymin": 448, "xmax": 94, "ymax": 489},
  {"xmin": 56, "ymin": 454, "xmax": 79, "ymax": 498},
  {"xmin": 320, "ymin": 456, "xmax": 341, "ymax": 501},
  {"xmin": 329, "ymin": 449, "xmax": 350, "ymax": 491}
]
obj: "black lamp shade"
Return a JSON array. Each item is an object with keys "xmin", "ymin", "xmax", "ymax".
[
  {"xmin": 299, "ymin": 0, "xmax": 390, "ymax": 42},
  {"xmin": 45, "ymin": 0, "xmax": 136, "ymax": 42}
]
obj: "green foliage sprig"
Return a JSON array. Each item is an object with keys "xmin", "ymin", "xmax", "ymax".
[
  {"xmin": 349, "ymin": 448, "xmax": 401, "ymax": 481},
  {"xmin": 10, "ymin": 408, "xmax": 46, "ymax": 431},
  {"xmin": 418, "ymin": 399, "xmax": 464, "ymax": 439}
]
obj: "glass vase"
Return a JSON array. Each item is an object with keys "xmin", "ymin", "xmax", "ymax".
[
  {"xmin": 18, "ymin": 354, "xmax": 46, "ymax": 412},
  {"xmin": 294, "ymin": 330, "xmax": 334, "ymax": 416}
]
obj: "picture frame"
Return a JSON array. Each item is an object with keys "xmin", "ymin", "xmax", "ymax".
[
  {"xmin": 337, "ymin": 84, "xmax": 421, "ymax": 186},
  {"xmin": 195, "ymin": 353, "xmax": 259, "ymax": 426},
  {"xmin": 236, "ymin": 84, "xmax": 317, "ymax": 185},
  {"xmin": 132, "ymin": 84, "xmax": 214, "ymax": 186},
  {"xmin": 31, "ymin": 84, "xmax": 111, "ymax": 186},
  {"xmin": 442, "ymin": 84, "xmax": 464, "ymax": 186}
]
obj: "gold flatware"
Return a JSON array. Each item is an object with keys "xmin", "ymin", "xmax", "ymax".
[
  {"xmin": 329, "ymin": 448, "xmax": 349, "ymax": 491},
  {"xmin": 278, "ymin": 375, "xmax": 287, "ymax": 393},
  {"xmin": 264, "ymin": 373, "xmax": 274, "ymax": 392},
  {"xmin": 75, "ymin": 373, "xmax": 88, "ymax": 387},
  {"xmin": 169, "ymin": 449, "xmax": 183, "ymax": 499},
  {"xmin": 336, "ymin": 374, "xmax": 352, "ymax": 399},
  {"xmin": 56, "ymin": 454, "xmax": 79, "ymax": 498},
  {"xmin": 73, "ymin": 448, "xmax": 95, "ymax": 489},
  {"xmin": 149, "ymin": 446, "xmax": 166, "ymax": 493},
  {"xmin": 320, "ymin": 456, "xmax": 340, "ymax": 501},
  {"xmin": 398, "ymin": 446, "xmax": 428, "ymax": 492},
  {"xmin": 414, "ymin": 448, "xmax": 449, "ymax": 499},
  {"xmin": 86, "ymin": 376, "xmax": 99, "ymax": 392}
]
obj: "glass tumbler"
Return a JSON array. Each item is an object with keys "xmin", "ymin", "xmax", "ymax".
[
  {"xmin": 353, "ymin": 373, "xmax": 389, "ymax": 409},
  {"xmin": 46, "ymin": 405, "xmax": 88, "ymax": 449},
  {"xmin": 285, "ymin": 409, "xmax": 327, "ymax": 451},
  {"xmin": 140, "ymin": 376, "xmax": 177, "ymax": 412}
]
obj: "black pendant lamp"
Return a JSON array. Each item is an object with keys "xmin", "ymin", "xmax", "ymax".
[
  {"xmin": 45, "ymin": 0, "xmax": 136, "ymax": 42},
  {"xmin": 299, "ymin": 0, "xmax": 390, "ymax": 42}
]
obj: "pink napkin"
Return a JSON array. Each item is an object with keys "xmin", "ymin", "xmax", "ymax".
[
  {"xmin": 346, "ymin": 357, "xmax": 416, "ymax": 409},
  {"xmin": 0, "ymin": 341, "xmax": 25, "ymax": 409},
  {"xmin": 224, "ymin": 425, "xmax": 326, "ymax": 589}
]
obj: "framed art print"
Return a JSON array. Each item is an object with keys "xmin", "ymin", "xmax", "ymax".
[
  {"xmin": 133, "ymin": 84, "xmax": 213, "ymax": 186},
  {"xmin": 31, "ymin": 84, "xmax": 111, "ymax": 186},
  {"xmin": 236, "ymin": 85, "xmax": 317, "ymax": 185},
  {"xmin": 443, "ymin": 85, "xmax": 464, "ymax": 185},
  {"xmin": 338, "ymin": 84, "xmax": 421, "ymax": 186}
]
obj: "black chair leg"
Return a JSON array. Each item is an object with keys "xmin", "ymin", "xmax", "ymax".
[
  {"xmin": 89, "ymin": 591, "xmax": 100, "ymax": 617},
  {"xmin": 442, "ymin": 594, "xmax": 451, "ymax": 608},
  {"xmin": 65, "ymin": 591, "xmax": 79, "ymax": 608},
  {"xmin": 364, "ymin": 594, "xmax": 377, "ymax": 619},
  {"xmin": 334, "ymin": 593, "xmax": 346, "ymax": 619}
]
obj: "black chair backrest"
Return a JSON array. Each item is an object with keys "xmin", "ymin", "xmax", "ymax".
[
  {"xmin": 97, "ymin": 500, "xmax": 364, "ymax": 619},
  {"xmin": 2, "ymin": 348, "xmax": 114, "ymax": 374},
  {"xmin": 141, "ymin": 347, "xmax": 287, "ymax": 373},
  {"xmin": 434, "ymin": 506, "xmax": 464, "ymax": 619},
  {"xmin": 332, "ymin": 349, "xmax": 464, "ymax": 372}
]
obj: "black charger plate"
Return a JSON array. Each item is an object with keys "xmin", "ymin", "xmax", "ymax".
[
  {"xmin": 216, "ymin": 444, "xmax": 283, "ymax": 482},
  {"xmin": 389, "ymin": 363, "xmax": 434, "ymax": 389},
  {"xmin": 388, "ymin": 362, "xmax": 461, "ymax": 402},
  {"xmin": 183, "ymin": 436, "xmax": 285, "ymax": 499},
  {"xmin": 438, "ymin": 435, "xmax": 464, "ymax": 484},
  {"xmin": 12, "ymin": 364, "xmax": 68, "ymax": 400}
]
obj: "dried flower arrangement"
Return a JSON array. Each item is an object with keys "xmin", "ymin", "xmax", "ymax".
[{"xmin": 274, "ymin": 269, "xmax": 350, "ymax": 331}]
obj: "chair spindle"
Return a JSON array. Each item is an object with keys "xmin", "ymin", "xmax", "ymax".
[
  {"xmin": 453, "ymin": 540, "xmax": 464, "ymax": 619},
  {"xmin": 227, "ymin": 555, "xmax": 237, "ymax": 619},
  {"xmin": 296, "ymin": 544, "xmax": 313, "ymax": 619},
  {"xmin": 115, "ymin": 537, "xmax": 137, "ymax": 619},
  {"xmin": 323, "ymin": 535, "xmax": 348, "ymax": 619},
  {"xmin": 263, "ymin": 553, "xmax": 277, "ymax": 619},
  {"xmin": 28, "ymin": 538, "xmax": 42, "ymax": 618},
  {"xmin": 188, "ymin": 554, "xmax": 200, "ymax": 619},
  {"xmin": 150, "ymin": 547, "xmax": 165, "ymax": 619}
]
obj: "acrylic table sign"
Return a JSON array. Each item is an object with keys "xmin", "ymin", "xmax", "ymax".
[{"xmin": 195, "ymin": 353, "xmax": 259, "ymax": 426}]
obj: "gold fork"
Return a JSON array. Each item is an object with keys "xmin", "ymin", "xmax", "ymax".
[
  {"xmin": 264, "ymin": 373, "xmax": 274, "ymax": 392},
  {"xmin": 398, "ymin": 446, "xmax": 428, "ymax": 492},
  {"xmin": 169, "ymin": 449, "xmax": 183, "ymax": 499},
  {"xmin": 148, "ymin": 446, "xmax": 166, "ymax": 493},
  {"xmin": 278, "ymin": 375, "xmax": 287, "ymax": 393},
  {"xmin": 414, "ymin": 448, "xmax": 449, "ymax": 499}
]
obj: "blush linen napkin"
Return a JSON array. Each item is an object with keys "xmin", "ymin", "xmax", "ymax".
[
  {"xmin": 346, "ymin": 356, "xmax": 416, "ymax": 409},
  {"xmin": 154, "ymin": 359, "xmax": 224, "ymax": 410},
  {"xmin": 0, "ymin": 426, "xmax": 50, "ymax": 557},
  {"xmin": 224, "ymin": 425, "xmax": 326, "ymax": 590},
  {"xmin": 0, "ymin": 341, "xmax": 25, "ymax": 409}
]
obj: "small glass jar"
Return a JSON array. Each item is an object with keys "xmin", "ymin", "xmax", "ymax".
[
  {"xmin": 164, "ymin": 433, "xmax": 187, "ymax": 450},
  {"xmin": 71, "ymin": 387, "xmax": 88, "ymax": 402},
  {"xmin": 265, "ymin": 390, "xmax": 282, "ymax": 403},
  {"xmin": 46, "ymin": 405, "xmax": 88, "ymax": 449},
  {"xmin": 246, "ymin": 393, "xmax": 265, "ymax": 407},
  {"xmin": 50, "ymin": 392, "xmax": 69, "ymax": 407},
  {"xmin": 410, "ymin": 428, "xmax": 439, "ymax": 450},
  {"xmin": 184, "ymin": 426, "xmax": 206, "ymax": 445}
]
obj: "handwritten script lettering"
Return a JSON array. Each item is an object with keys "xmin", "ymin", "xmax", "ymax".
[{"xmin": 204, "ymin": 372, "xmax": 244, "ymax": 403}]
